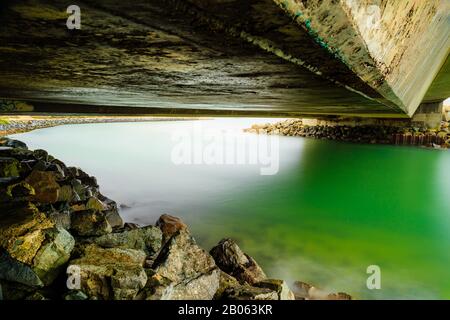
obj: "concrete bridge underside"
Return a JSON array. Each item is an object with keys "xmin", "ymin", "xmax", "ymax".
[{"xmin": 0, "ymin": 0, "xmax": 449, "ymax": 118}]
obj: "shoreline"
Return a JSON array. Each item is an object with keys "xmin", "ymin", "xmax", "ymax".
[
  {"xmin": 244, "ymin": 119, "xmax": 450, "ymax": 150},
  {"xmin": 0, "ymin": 115, "xmax": 205, "ymax": 137},
  {"xmin": 0, "ymin": 137, "xmax": 351, "ymax": 300}
]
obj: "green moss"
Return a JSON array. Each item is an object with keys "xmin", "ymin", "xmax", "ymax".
[
  {"xmin": 0, "ymin": 158, "xmax": 20, "ymax": 177},
  {"xmin": 0, "ymin": 118, "xmax": 10, "ymax": 125}
]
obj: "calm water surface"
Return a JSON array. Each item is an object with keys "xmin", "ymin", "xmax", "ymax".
[{"xmin": 10, "ymin": 119, "xmax": 450, "ymax": 299}]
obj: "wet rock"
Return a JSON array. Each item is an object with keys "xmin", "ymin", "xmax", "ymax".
[
  {"xmin": 0, "ymin": 251, "xmax": 44, "ymax": 287},
  {"xmin": 32, "ymin": 227, "xmax": 75, "ymax": 285},
  {"xmin": 70, "ymin": 210, "xmax": 112, "ymax": 237},
  {"xmin": 67, "ymin": 245, "xmax": 147, "ymax": 300},
  {"xmin": 221, "ymin": 284, "xmax": 278, "ymax": 300},
  {"xmin": 0, "ymin": 138, "xmax": 27, "ymax": 149},
  {"xmin": 48, "ymin": 211, "xmax": 71, "ymax": 230},
  {"xmin": 213, "ymin": 271, "xmax": 241, "ymax": 299},
  {"xmin": 67, "ymin": 167, "xmax": 80, "ymax": 178},
  {"xmin": 152, "ymin": 230, "xmax": 216, "ymax": 285},
  {"xmin": 0, "ymin": 157, "xmax": 20, "ymax": 178},
  {"xmin": 57, "ymin": 185, "xmax": 73, "ymax": 202},
  {"xmin": 1, "ymin": 181, "xmax": 35, "ymax": 203},
  {"xmin": 210, "ymin": 238, "xmax": 266, "ymax": 285},
  {"xmin": 170, "ymin": 269, "xmax": 219, "ymax": 300},
  {"xmin": 156, "ymin": 214, "xmax": 188, "ymax": 243},
  {"xmin": 85, "ymin": 196, "xmax": 107, "ymax": 211},
  {"xmin": 0, "ymin": 202, "xmax": 74, "ymax": 286},
  {"xmin": 48, "ymin": 163, "xmax": 65, "ymax": 180},
  {"xmin": 144, "ymin": 230, "xmax": 219, "ymax": 300},
  {"xmin": 84, "ymin": 225, "xmax": 162, "ymax": 256},
  {"xmin": 70, "ymin": 202, "xmax": 85, "ymax": 212},
  {"xmin": 105, "ymin": 208, "xmax": 124, "ymax": 229},
  {"xmin": 32, "ymin": 149, "xmax": 49, "ymax": 162},
  {"xmin": 143, "ymin": 268, "xmax": 221, "ymax": 300},
  {"xmin": 70, "ymin": 179, "xmax": 87, "ymax": 201},
  {"xmin": 255, "ymin": 279, "xmax": 295, "ymax": 300},
  {"xmin": 24, "ymin": 170, "xmax": 60, "ymax": 204},
  {"xmin": 76, "ymin": 168, "xmax": 99, "ymax": 189},
  {"xmin": 31, "ymin": 160, "xmax": 48, "ymax": 171},
  {"xmin": 0, "ymin": 203, "xmax": 54, "ymax": 265},
  {"xmin": 68, "ymin": 167, "xmax": 98, "ymax": 189}
]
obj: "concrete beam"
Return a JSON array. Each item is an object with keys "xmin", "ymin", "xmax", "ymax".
[
  {"xmin": 277, "ymin": 0, "xmax": 450, "ymax": 116},
  {"xmin": 412, "ymin": 101, "xmax": 444, "ymax": 129}
]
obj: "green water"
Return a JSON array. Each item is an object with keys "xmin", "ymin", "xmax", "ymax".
[{"xmin": 11, "ymin": 119, "xmax": 450, "ymax": 299}]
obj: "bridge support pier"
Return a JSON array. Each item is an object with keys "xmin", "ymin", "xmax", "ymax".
[{"xmin": 412, "ymin": 102, "xmax": 444, "ymax": 129}]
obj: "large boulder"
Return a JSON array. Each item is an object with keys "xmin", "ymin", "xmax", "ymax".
[
  {"xmin": 0, "ymin": 203, "xmax": 54, "ymax": 265},
  {"xmin": 83, "ymin": 225, "xmax": 162, "ymax": 256},
  {"xmin": 68, "ymin": 167, "xmax": 99, "ymax": 189},
  {"xmin": 0, "ymin": 157, "xmax": 20, "ymax": 179},
  {"xmin": 69, "ymin": 178, "xmax": 87, "ymax": 201},
  {"xmin": 210, "ymin": 239, "xmax": 266, "ymax": 285},
  {"xmin": 67, "ymin": 245, "xmax": 147, "ymax": 300},
  {"xmin": 213, "ymin": 270, "xmax": 241, "ymax": 299},
  {"xmin": 24, "ymin": 170, "xmax": 60, "ymax": 204},
  {"xmin": 70, "ymin": 210, "xmax": 112, "ymax": 237},
  {"xmin": 57, "ymin": 185, "xmax": 73, "ymax": 203},
  {"xmin": 0, "ymin": 138, "xmax": 27, "ymax": 149},
  {"xmin": 104, "ymin": 209, "xmax": 123, "ymax": 229},
  {"xmin": 101, "ymin": 200, "xmax": 123, "ymax": 229},
  {"xmin": 142, "ymin": 230, "xmax": 219, "ymax": 300},
  {"xmin": 85, "ymin": 196, "xmax": 107, "ymax": 211},
  {"xmin": 48, "ymin": 210, "xmax": 71, "ymax": 230},
  {"xmin": 32, "ymin": 227, "xmax": 75, "ymax": 285},
  {"xmin": 0, "ymin": 251, "xmax": 44, "ymax": 287},
  {"xmin": 0, "ymin": 203, "xmax": 74, "ymax": 286},
  {"xmin": 156, "ymin": 214, "xmax": 188, "ymax": 243}
]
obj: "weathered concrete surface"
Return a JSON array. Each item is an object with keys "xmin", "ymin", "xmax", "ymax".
[
  {"xmin": 411, "ymin": 102, "xmax": 444, "ymax": 129},
  {"xmin": 0, "ymin": 0, "xmax": 448, "ymax": 118},
  {"xmin": 277, "ymin": 0, "xmax": 450, "ymax": 116}
]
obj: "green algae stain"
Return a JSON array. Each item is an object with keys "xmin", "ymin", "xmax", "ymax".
[{"xmin": 302, "ymin": 18, "xmax": 351, "ymax": 69}]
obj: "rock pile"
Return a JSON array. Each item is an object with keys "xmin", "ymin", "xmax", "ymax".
[
  {"xmin": 0, "ymin": 116, "xmax": 198, "ymax": 136},
  {"xmin": 0, "ymin": 137, "xmax": 351, "ymax": 300},
  {"xmin": 245, "ymin": 119, "xmax": 450, "ymax": 149}
]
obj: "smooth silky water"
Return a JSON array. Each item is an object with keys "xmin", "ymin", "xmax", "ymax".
[{"xmin": 10, "ymin": 119, "xmax": 450, "ymax": 299}]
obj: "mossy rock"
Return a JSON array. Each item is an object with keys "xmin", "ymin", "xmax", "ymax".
[{"xmin": 0, "ymin": 157, "xmax": 20, "ymax": 178}]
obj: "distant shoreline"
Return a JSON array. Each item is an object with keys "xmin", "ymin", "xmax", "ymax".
[{"xmin": 0, "ymin": 115, "xmax": 205, "ymax": 136}]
